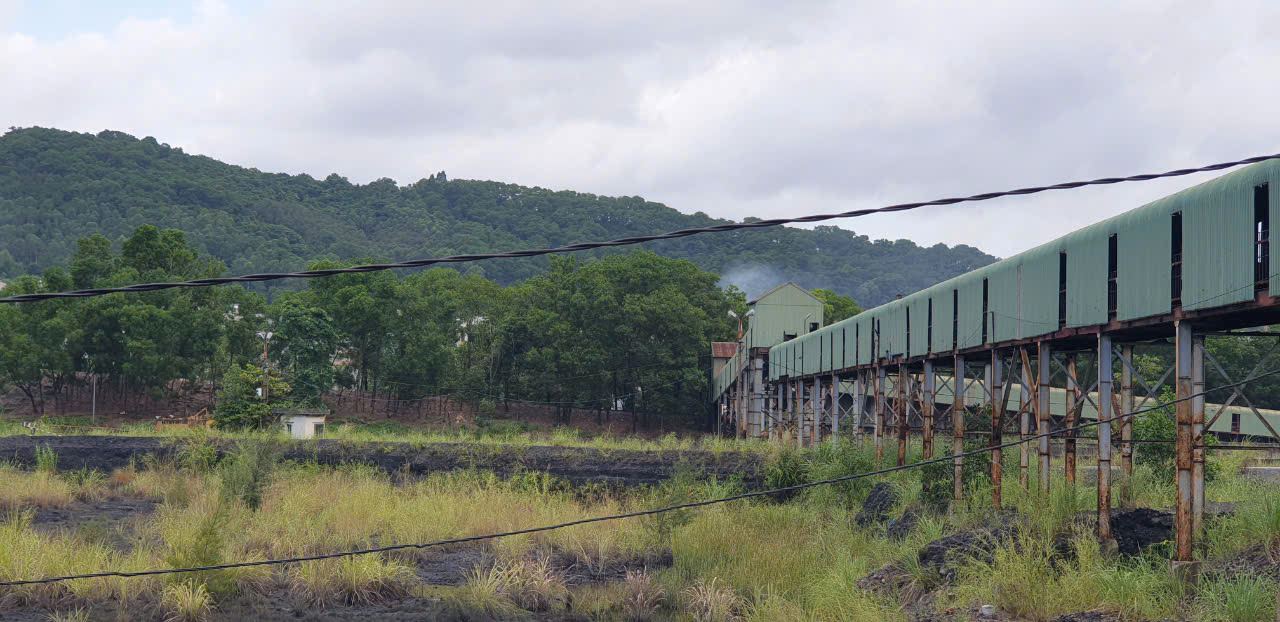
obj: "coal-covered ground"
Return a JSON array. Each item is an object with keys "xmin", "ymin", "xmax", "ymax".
[{"xmin": 0, "ymin": 435, "xmax": 763, "ymax": 487}]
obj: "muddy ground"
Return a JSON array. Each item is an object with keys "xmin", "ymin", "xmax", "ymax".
[{"xmin": 0, "ymin": 435, "xmax": 763, "ymax": 487}]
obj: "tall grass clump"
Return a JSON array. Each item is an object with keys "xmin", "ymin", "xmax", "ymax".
[
  {"xmin": 1193, "ymin": 576, "xmax": 1277, "ymax": 622},
  {"xmin": 217, "ymin": 438, "xmax": 278, "ymax": 510},
  {"xmin": 0, "ymin": 463, "xmax": 74, "ymax": 510},
  {"xmin": 289, "ymin": 555, "xmax": 415, "ymax": 608},
  {"xmin": 34, "ymin": 444, "xmax": 58, "ymax": 473}
]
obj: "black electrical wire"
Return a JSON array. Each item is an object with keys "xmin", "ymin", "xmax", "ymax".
[
  {"xmin": 4, "ymin": 153, "xmax": 1277, "ymax": 304},
  {"xmin": 5, "ymin": 366, "xmax": 1275, "ymax": 588}
]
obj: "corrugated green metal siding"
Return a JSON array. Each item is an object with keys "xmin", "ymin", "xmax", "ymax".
[
  {"xmin": 854, "ymin": 316, "xmax": 870, "ymax": 365},
  {"xmin": 1018, "ymin": 246, "xmax": 1060, "ymax": 338},
  {"xmin": 956, "ymin": 273, "xmax": 985, "ymax": 349},
  {"xmin": 930, "ymin": 285, "xmax": 956, "ymax": 353},
  {"xmin": 1064, "ymin": 231, "xmax": 1108, "ymax": 327},
  {"xmin": 1183, "ymin": 175, "xmax": 1254, "ymax": 311},
  {"xmin": 747, "ymin": 283, "xmax": 825, "ymax": 349},
  {"xmin": 763, "ymin": 160, "xmax": 1280, "ymax": 380},
  {"xmin": 1115, "ymin": 205, "xmax": 1173, "ymax": 320},
  {"xmin": 880, "ymin": 302, "xmax": 906, "ymax": 357},
  {"xmin": 907, "ymin": 295, "xmax": 929, "ymax": 357},
  {"xmin": 987, "ymin": 262, "xmax": 1020, "ymax": 343}
]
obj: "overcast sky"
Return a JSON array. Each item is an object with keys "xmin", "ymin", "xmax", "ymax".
[{"xmin": 2, "ymin": 1, "xmax": 1277, "ymax": 258}]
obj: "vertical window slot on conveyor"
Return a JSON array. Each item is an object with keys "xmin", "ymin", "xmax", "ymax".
[
  {"xmin": 905, "ymin": 308, "xmax": 911, "ymax": 357},
  {"xmin": 855, "ymin": 324, "xmax": 860, "ymax": 362},
  {"xmin": 1107, "ymin": 234, "xmax": 1118, "ymax": 321},
  {"xmin": 981, "ymin": 278, "xmax": 989, "ymax": 343},
  {"xmin": 1256, "ymin": 184, "xmax": 1270, "ymax": 291},
  {"xmin": 952, "ymin": 289, "xmax": 959, "ymax": 350},
  {"xmin": 1058, "ymin": 252, "xmax": 1067, "ymax": 329},
  {"xmin": 1171, "ymin": 212, "xmax": 1183, "ymax": 308},
  {"xmin": 927, "ymin": 299, "xmax": 933, "ymax": 354}
]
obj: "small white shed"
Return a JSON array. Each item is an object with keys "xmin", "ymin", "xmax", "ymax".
[{"xmin": 274, "ymin": 408, "xmax": 329, "ymax": 439}]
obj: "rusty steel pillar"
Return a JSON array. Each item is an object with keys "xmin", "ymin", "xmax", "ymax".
[
  {"xmin": 1019, "ymin": 347, "xmax": 1031, "ymax": 491},
  {"xmin": 830, "ymin": 372, "xmax": 841, "ymax": 442},
  {"xmin": 1065, "ymin": 354, "xmax": 1079, "ymax": 486},
  {"xmin": 990, "ymin": 349, "xmax": 1004, "ymax": 509},
  {"xmin": 773, "ymin": 382, "xmax": 783, "ymax": 440},
  {"xmin": 923, "ymin": 360, "xmax": 936, "ymax": 459},
  {"xmin": 897, "ymin": 363, "xmax": 909, "ymax": 466},
  {"xmin": 851, "ymin": 371, "xmax": 864, "ymax": 445},
  {"xmin": 1173, "ymin": 321, "xmax": 1197, "ymax": 570},
  {"xmin": 1120, "ymin": 344, "xmax": 1135, "ymax": 478},
  {"xmin": 789, "ymin": 379, "xmax": 799, "ymax": 445},
  {"xmin": 1037, "ymin": 341, "xmax": 1052, "ymax": 494},
  {"xmin": 1097, "ymin": 334, "xmax": 1115, "ymax": 545},
  {"xmin": 812, "ymin": 375, "xmax": 823, "ymax": 447},
  {"xmin": 748, "ymin": 356, "xmax": 764, "ymax": 439},
  {"xmin": 953, "ymin": 354, "xmax": 967, "ymax": 502},
  {"xmin": 1191, "ymin": 334, "xmax": 1206, "ymax": 546},
  {"xmin": 875, "ymin": 365, "xmax": 886, "ymax": 461}
]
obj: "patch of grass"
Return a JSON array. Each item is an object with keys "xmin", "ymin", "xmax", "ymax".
[
  {"xmin": 1193, "ymin": 576, "xmax": 1277, "ymax": 622},
  {"xmin": 161, "ymin": 580, "xmax": 213, "ymax": 622},
  {"xmin": 682, "ymin": 577, "xmax": 745, "ymax": 621},
  {"xmin": 217, "ymin": 438, "xmax": 278, "ymax": 510},
  {"xmin": 35, "ymin": 443, "xmax": 58, "ymax": 473},
  {"xmin": 289, "ymin": 555, "xmax": 415, "ymax": 608},
  {"xmin": 0, "ymin": 463, "xmax": 74, "ymax": 510}
]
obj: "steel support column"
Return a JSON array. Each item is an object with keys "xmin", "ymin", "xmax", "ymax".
[
  {"xmin": 748, "ymin": 356, "xmax": 763, "ymax": 439},
  {"xmin": 1120, "ymin": 344, "xmax": 1135, "ymax": 478},
  {"xmin": 923, "ymin": 361, "xmax": 936, "ymax": 459},
  {"xmin": 1019, "ymin": 348, "xmax": 1031, "ymax": 491},
  {"xmin": 1191, "ymin": 334, "xmax": 1206, "ymax": 547},
  {"xmin": 990, "ymin": 349, "xmax": 1004, "ymax": 509},
  {"xmin": 1065, "ymin": 354, "xmax": 1079, "ymax": 486},
  {"xmin": 1037, "ymin": 341, "xmax": 1052, "ymax": 494},
  {"xmin": 875, "ymin": 365, "xmax": 886, "ymax": 461},
  {"xmin": 953, "ymin": 354, "xmax": 966, "ymax": 502},
  {"xmin": 897, "ymin": 363, "xmax": 909, "ymax": 466},
  {"xmin": 1174, "ymin": 321, "xmax": 1196, "ymax": 567},
  {"xmin": 1098, "ymin": 334, "xmax": 1114, "ymax": 544}
]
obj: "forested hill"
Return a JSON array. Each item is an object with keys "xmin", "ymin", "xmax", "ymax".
[{"xmin": 0, "ymin": 127, "xmax": 995, "ymax": 305}]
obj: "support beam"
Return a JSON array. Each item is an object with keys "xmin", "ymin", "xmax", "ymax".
[
  {"xmin": 791, "ymin": 379, "xmax": 800, "ymax": 446},
  {"xmin": 1174, "ymin": 321, "xmax": 1196, "ymax": 566},
  {"xmin": 897, "ymin": 363, "xmax": 909, "ymax": 466},
  {"xmin": 1019, "ymin": 348, "xmax": 1031, "ymax": 491},
  {"xmin": 923, "ymin": 361, "xmax": 936, "ymax": 459},
  {"xmin": 875, "ymin": 365, "xmax": 886, "ymax": 461},
  {"xmin": 953, "ymin": 354, "xmax": 966, "ymax": 502},
  {"xmin": 1098, "ymin": 334, "xmax": 1115, "ymax": 544},
  {"xmin": 1191, "ymin": 334, "xmax": 1206, "ymax": 547},
  {"xmin": 990, "ymin": 349, "xmax": 1004, "ymax": 509},
  {"xmin": 1120, "ymin": 344, "xmax": 1135, "ymax": 478},
  {"xmin": 1065, "ymin": 354, "xmax": 1079, "ymax": 486},
  {"xmin": 748, "ymin": 356, "xmax": 763, "ymax": 439},
  {"xmin": 831, "ymin": 371, "xmax": 841, "ymax": 442},
  {"xmin": 1037, "ymin": 341, "xmax": 1052, "ymax": 494}
]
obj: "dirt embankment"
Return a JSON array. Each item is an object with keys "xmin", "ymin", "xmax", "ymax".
[{"xmin": 0, "ymin": 435, "xmax": 763, "ymax": 487}]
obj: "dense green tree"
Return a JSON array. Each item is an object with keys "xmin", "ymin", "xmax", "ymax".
[{"xmin": 812, "ymin": 288, "xmax": 863, "ymax": 325}]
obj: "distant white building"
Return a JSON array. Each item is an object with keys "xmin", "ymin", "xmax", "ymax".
[{"xmin": 273, "ymin": 408, "xmax": 328, "ymax": 439}]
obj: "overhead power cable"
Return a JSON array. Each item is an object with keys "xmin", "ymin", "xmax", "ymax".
[
  {"xmin": 5, "ymin": 366, "xmax": 1276, "ymax": 587},
  {"xmin": 4, "ymin": 153, "xmax": 1278, "ymax": 304}
]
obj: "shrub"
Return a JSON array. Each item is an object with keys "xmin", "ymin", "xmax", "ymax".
[
  {"xmin": 763, "ymin": 447, "xmax": 809, "ymax": 502},
  {"xmin": 217, "ymin": 439, "xmax": 278, "ymax": 510}
]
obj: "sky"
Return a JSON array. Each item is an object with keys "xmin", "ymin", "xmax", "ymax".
[{"xmin": 2, "ymin": 0, "xmax": 1278, "ymax": 258}]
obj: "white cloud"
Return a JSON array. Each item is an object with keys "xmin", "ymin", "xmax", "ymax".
[{"xmin": 3, "ymin": 1, "xmax": 1279, "ymax": 257}]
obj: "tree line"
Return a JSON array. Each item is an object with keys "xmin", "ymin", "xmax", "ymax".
[{"xmin": 0, "ymin": 226, "xmax": 787, "ymax": 430}]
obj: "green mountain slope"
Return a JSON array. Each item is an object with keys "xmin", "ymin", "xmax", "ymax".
[{"xmin": 0, "ymin": 127, "xmax": 995, "ymax": 305}]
